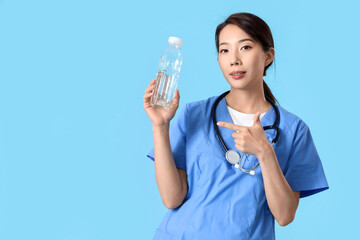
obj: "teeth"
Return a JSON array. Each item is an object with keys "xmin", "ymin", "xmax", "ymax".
[{"xmin": 233, "ymin": 72, "xmax": 244, "ymax": 76}]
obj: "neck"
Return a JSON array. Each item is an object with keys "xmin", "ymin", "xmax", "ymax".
[{"xmin": 225, "ymin": 83, "xmax": 272, "ymax": 114}]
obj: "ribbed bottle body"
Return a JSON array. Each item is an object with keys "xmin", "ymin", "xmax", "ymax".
[{"xmin": 150, "ymin": 41, "xmax": 183, "ymax": 109}]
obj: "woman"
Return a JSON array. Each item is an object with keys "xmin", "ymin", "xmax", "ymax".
[{"xmin": 143, "ymin": 12, "xmax": 329, "ymax": 240}]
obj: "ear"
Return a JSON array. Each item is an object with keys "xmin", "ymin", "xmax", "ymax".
[{"xmin": 265, "ymin": 47, "xmax": 275, "ymax": 67}]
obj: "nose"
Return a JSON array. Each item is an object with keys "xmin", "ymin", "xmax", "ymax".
[{"xmin": 230, "ymin": 52, "xmax": 241, "ymax": 66}]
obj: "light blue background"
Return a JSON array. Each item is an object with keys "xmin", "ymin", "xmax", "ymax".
[{"xmin": 0, "ymin": 0, "xmax": 358, "ymax": 239}]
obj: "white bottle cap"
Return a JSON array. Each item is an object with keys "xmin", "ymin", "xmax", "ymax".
[{"xmin": 168, "ymin": 36, "xmax": 183, "ymax": 47}]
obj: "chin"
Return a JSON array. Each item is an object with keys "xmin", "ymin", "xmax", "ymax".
[{"xmin": 226, "ymin": 78, "xmax": 248, "ymax": 88}]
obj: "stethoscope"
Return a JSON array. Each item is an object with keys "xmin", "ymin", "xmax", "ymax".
[{"xmin": 211, "ymin": 90, "xmax": 280, "ymax": 175}]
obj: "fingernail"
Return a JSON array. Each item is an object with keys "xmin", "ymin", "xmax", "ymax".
[{"xmin": 217, "ymin": 122, "xmax": 222, "ymax": 126}]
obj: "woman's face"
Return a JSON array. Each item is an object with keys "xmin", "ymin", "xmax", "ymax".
[{"xmin": 217, "ymin": 24, "xmax": 274, "ymax": 90}]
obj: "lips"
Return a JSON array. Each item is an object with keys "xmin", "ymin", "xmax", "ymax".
[
  {"xmin": 230, "ymin": 71, "xmax": 246, "ymax": 79},
  {"xmin": 230, "ymin": 70, "xmax": 246, "ymax": 75}
]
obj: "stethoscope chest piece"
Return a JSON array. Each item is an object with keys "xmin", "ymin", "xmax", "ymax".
[
  {"xmin": 226, "ymin": 150, "xmax": 254, "ymax": 173},
  {"xmin": 226, "ymin": 150, "xmax": 240, "ymax": 165}
]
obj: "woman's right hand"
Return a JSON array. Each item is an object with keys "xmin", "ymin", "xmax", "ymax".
[{"xmin": 143, "ymin": 79, "xmax": 180, "ymax": 127}]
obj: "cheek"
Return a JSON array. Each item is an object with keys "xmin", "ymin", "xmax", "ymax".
[
  {"xmin": 253, "ymin": 54, "xmax": 266, "ymax": 71},
  {"xmin": 218, "ymin": 58, "xmax": 227, "ymax": 72},
  {"xmin": 247, "ymin": 56, "xmax": 263, "ymax": 75}
]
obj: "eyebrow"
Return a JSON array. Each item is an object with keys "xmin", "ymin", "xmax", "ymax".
[{"xmin": 219, "ymin": 38, "xmax": 254, "ymax": 46}]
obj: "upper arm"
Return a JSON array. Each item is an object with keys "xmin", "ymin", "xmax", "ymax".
[
  {"xmin": 293, "ymin": 191, "xmax": 301, "ymax": 215},
  {"xmin": 294, "ymin": 191, "xmax": 300, "ymax": 206},
  {"xmin": 294, "ymin": 191, "xmax": 300, "ymax": 199},
  {"xmin": 177, "ymin": 168, "xmax": 188, "ymax": 204}
]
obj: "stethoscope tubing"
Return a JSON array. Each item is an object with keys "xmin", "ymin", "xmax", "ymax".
[{"xmin": 211, "ymin": 91, "xmax": 280, "ymax": 173}]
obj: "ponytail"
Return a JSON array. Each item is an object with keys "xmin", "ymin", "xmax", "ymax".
[{"xmin": 263, "ymin": 80, "xmax": 278, "ymax": 105}]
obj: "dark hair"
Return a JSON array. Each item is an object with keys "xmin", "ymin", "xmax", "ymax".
[{"xmin": 215, "ymin": 12, "xmax": 278, "ymax": 105}]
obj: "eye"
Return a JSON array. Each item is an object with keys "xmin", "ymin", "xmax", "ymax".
[
  {"xmin": 241, "ymin": 45, "xmax": 251, "ymax": 50},
  {"xmin": 219, "ymin": 49, "xmax": 228, "ymax": 53}
]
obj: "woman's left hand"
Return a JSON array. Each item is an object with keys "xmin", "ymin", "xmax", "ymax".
[{"xmin": 217, "ymin": 112, "xmax": 272, "ymax": 157}]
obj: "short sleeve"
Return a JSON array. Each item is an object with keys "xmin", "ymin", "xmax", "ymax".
[
  {"xmin": 284, "ymin": 120, "xmax": 329, "ymax": 198},
  {"xmin": 146, "ymin": 104, "xmax": 188, "ymax": 170}
]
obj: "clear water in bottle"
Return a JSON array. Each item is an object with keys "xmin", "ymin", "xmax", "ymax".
[{"xmin": 150, "ymin": 36, "xmax": 183, "ymax": 109}]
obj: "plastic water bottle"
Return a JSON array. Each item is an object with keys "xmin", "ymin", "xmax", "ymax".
[{"xmin": 150, "ymin": 36, "xmax": 183, "ymax": 109}]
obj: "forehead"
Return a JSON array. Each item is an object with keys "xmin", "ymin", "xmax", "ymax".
[{"xmin": 219, "ymin": 24, "xmax": 254, "ymax": 43}]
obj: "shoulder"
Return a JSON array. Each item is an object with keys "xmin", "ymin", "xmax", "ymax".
[
  {"xmin": 184, "ymin": 95, "xmax": 218, "ymax": 115},
  {"xmin": 276, "ymin": 104, "xmax": 309, "ymax": 137},
  {"xmin": 176, "ymin": 96, "xmax": 219, "ymax": 127}
]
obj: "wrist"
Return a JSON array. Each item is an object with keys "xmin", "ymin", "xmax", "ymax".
[
  {"xmin": 256, "ymin": 143, "xmax": 274, "ymax": 160},
  {"xmin": 152, "ymin": 122, "xmax": 170, "ymax": 131}
]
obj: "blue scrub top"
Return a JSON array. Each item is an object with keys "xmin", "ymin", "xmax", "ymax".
[{"xmin": 147, "ymin": 95, "xmax": 329, "ymax": 240}]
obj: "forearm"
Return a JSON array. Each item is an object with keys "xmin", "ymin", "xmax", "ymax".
[
  {"xmin": 257, "ymin": 146, "xmax": 299, "ymax": 226},
  {"xmin": 152, "ymin": 124, "xmax": 183, "ymax": 208}
]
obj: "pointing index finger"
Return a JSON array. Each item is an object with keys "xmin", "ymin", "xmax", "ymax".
[{"xmin": 217, "ymin": 121, "xmax": 247, "ymax": 132}]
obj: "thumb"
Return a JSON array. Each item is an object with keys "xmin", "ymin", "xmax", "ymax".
[
  {"xmin": 253, "ymin": 112, "xmax": 262, "ymax": 127},
  {"xmin": 175, "ymin": 89, "xmax": 180, "ymax": 102},
  {"xmin": 171, "ymin": 89, "xmax": 180, "ymax": 107}
]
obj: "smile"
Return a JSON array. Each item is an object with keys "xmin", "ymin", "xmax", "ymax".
[{"xmin": 230, "ymin": 72, "xmax": 246, "ymax": 79}]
